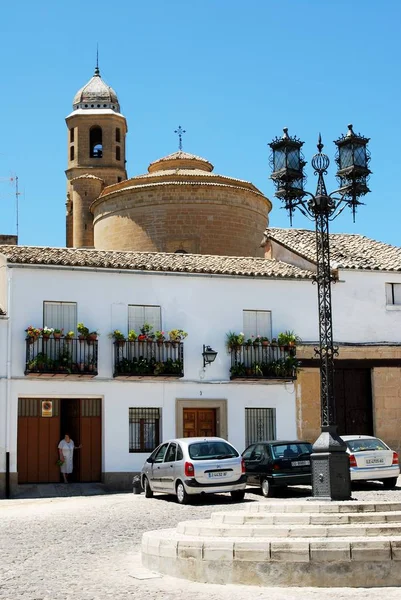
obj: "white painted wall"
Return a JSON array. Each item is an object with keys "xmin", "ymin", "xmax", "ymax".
[
  {"xmin": 332, "ymin": 269, "xmax": 401, "ymax": 343},
  {"xmin": 7, "ymin": 378, "xmax": 296, "ymax": 473}
]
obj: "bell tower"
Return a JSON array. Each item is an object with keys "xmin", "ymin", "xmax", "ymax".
[{"xmin": 66, "ymin": 64, "xmax": 128, "ymax": 247}]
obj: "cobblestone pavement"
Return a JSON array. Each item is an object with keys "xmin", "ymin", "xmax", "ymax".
[{"xmin": 2, "ymin": 484, "xmax": 401, "ymax": 600}]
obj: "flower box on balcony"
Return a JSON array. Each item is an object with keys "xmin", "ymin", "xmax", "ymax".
[
  {"xmin": 229, "ymin": 344, "xmax": 299, "ymax": 380},
  {"xmin": 113, "ymin": 340, "xmax": 184, "ymax": 378},
  {"xmin": 25, "ymin": 338, "xmax": 98, "ymax": 377}
]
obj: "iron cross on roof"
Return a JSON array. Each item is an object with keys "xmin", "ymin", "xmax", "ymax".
[{"xmin": 174, "ymin": 125, "xmax": 186, "ymax": 151}]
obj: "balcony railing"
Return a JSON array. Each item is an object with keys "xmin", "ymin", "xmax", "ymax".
[
  {"xmin": 230, "ymin": 343, "xmax": 298, "ymax": 380},
  {"xmin": 114, "ymin": 340, "xmax": 184, "ymax": 377},
  {"xmin": 25, "ymin": 338, "xmax": 98, "ymax": 376}
]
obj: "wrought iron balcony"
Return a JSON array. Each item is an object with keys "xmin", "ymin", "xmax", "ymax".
[
  {"xmin": 230, "ymin": 344, "xmax": 298, "ymax": 380},
  {"xmin": 25, "ymin": 338, "xmax": 98, "ymax": 376},
  {"xmin": 114, "ymin": 340, "xmax": 184, "ymax": 377}
]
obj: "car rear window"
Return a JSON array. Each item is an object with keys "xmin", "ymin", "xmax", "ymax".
[
  {"xmin": 188, "ymin": 441, "xmax": 239, "ymax": 460},
  {"xmin": 346, "ymin": 438, "xmax": 388, "ymax": 452},
  {"xmin": 271, "ymin": 443, "xmax": 312, "ymax": 459}
]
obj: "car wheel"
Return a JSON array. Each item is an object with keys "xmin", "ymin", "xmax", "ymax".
[
  {"xmin": 176, "ymin": 481, "xmax": 190, "ymax": 505},
  {"xmin": 382, "ymin": 477, "xmax": 398, "ymax": 489},
  {"xmin": 261, "ymin": 477, "xmax": 272, "ymax": 498},
  {"xmin": 143, "ymin": 476, "xmax": 153, "ymax": 498},
  {"xmin": 231, "ymin": 490, "xmax": 246, "ymax": 501}
]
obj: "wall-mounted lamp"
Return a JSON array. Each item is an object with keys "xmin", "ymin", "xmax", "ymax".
[{"xmin": 202, "ymin": 345, "xmax": 218, "ymax": 368}]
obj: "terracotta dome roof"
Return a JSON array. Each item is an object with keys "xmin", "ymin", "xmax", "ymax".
[
  {"xmin": 72, "ymin": 67, "xmax": 120, "ymax": 112},
  {"xmin": 148, "ymin": 151, "xmax": 214, "ymax": 173}
]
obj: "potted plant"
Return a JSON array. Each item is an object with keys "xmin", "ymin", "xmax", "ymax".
[
  {"xmin": 226, "ymin": 331, "xmax": 244, "ymax": 351},
  {"xmin": 77, "ymin": 323, "xmax": 89, "ymax": 341},
  {"xmin": 253, "ymin": 334, "xmax": 262, "ymax": 347},
  {"xmin": 25, "ymin": 325, "xmax": 41, "ymax": 343},
  {"xmin": 168, "ymin": 329, "xmax": 188, "ymax": 347},
  {"xmin": 155, "ymin": 331, "xmax": 166, "ymax": 345},
  {"xmin": 229, "ymin": 363, "xmax": 246, "ymax": 378},
  {"xmin": 53, "ymin": 328, "xmax": 64, "ymax": 340},
  {"xmin": 271, "ymin": 337, "xmax": 277, "ymax": 346},
  {"xmin": 110, "ymin": 330, "xmax": 126, "ymax": 346},
  {"xmin": 139, "ymin": 322, "xmax": 153, "ymax": 341},
  {"xmin": 245, "ymin": 337, "xmax": 253, "ymax": 349},
  {"xmin": 87, "ymin": 330, "xmax": 99, "ymax": 343},
  {"xmin": 42, "ymin": 326, "xmax": 54, "ymax": 340},
  {"xmin": 128, "ymin": 330, "xmax": 138, "ymax": 342},
  {"xmin": 261, "ymin": 336, "xmax": 270, "ymax": 347},
  {"xmin": 64, "ymin": 331, "xmax": 75, "ymax": 342}
]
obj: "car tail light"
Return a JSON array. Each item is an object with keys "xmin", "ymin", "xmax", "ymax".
[
  {"xmin": 184, "ymin": 461, "xmax": 195, "ymax": 477},
  {"xmin": 273, "ymin": 463, "xmax": 281, "ymax": 471},
  {"xmin": 241, "ymin": 458, "xmax": 246, "ymax": 474},
  {"xmin": 393, "ymin": 452, "xmax": 399, "ymax": 465},
  {"xmin": 349, "ymin": 454, "xmax": 357, "ymax": 468}
]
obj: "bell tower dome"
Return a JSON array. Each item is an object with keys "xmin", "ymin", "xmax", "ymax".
[{"xmin": 66, "ymin": 65, "xmax": 128, "ymax": 247}]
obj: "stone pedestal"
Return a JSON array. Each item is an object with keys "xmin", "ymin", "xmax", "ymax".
[{"xmin": 142, "ymin": 500, "xmax": 401, "ymax": 587}]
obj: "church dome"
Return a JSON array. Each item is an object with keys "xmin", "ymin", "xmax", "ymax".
[
  {"xmin": 148, "ymin": 151, "xmax": 214, "ymax": 173},
  {"xmin": 72, "ymin": 67, "xmax": 120, "ymax": 112}
]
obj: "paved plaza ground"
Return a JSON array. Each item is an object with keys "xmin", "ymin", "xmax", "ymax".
[{"xmin": 2, "ymin": 483, "xmax": 401, "ymax": 600}]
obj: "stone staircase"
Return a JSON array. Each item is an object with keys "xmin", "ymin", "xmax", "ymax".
[{"xmin": 142, "ymin": 500, "xmax": 401, "ymax": 587}]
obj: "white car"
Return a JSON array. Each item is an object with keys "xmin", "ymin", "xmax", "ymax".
[
  {"xmin": 342, "ymin": 435, "xmax": 400, "ymax": 488},
  {"xmin": 140, "ymin": 437, "xmax": 247, "ymax": 504}
]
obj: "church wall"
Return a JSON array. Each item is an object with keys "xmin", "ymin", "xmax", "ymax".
[{"xmin": 92, "ymin": 185, "xmax": 269, "ymax": 257}]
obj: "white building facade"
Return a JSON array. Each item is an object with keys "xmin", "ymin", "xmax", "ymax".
[{"xmin": 0, "ymin": 239, "xmax": 401, "ymax": 496}]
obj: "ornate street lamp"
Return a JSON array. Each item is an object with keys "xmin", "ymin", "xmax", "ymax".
[{"xmin": 269, "ymin": 124, "xmax": 371, "ymax": 500}]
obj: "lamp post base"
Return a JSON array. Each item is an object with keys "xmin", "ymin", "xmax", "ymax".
[{"xmin": 310, "ymin": 427, "xmax": 351, "ymax": 501}]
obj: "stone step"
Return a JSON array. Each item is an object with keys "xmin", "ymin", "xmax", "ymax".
[
  {"xmin": 141, "ymin": 528, "xmax": 401, "ymax": 587},
  {"xmin": 244, "ymin": 501, "xmax": 401, "ymax": 514},
  {"xmin": 176, "ymin": 519, "xmax": 401, "ymax": 538},
  {"xmin": 211, "ymin": 509, "xmax": 401, "ymax": 526}
]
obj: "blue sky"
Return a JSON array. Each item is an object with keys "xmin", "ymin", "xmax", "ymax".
[{"xmin": 0, "ymin": 0, "xmax": 400, "ymax": 248}]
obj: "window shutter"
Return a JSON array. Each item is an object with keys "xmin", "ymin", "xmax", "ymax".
[
  {"xmin": 256, "ymin": 311, "xmax": 272, "ymax": 339},
  {"xmin": 243, "ymin": 310, "xmax": 272, "ymax": 339},
  {"xmin": 44, "ymin": 302, "xmax": 77, "ymax": 333},
  {"xmin": 394, "ymin": 284, "xmax": 401, "ymax": 305},
  {"xmin": 128, "ymin": 305, "xmax": 161, "ymax": 333},
  {"xmin": 243, "ymin": 311, "xmax": 257, "ymax": 339}
]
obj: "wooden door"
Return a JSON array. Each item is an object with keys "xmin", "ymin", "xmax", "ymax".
[
  {"xmin": 334, "ymin": 368, "xmax": 373, "ymax": 436},
  {"xmin": 183, "ymin": 408, "xmax": 216, "ymax": 437},
  {"xmin": 79, "ymin": 399, "xmax": 102, "ymax": 482},
  {"xmin": 18, "ymin": 399, "xmax": 60, "ymax": 483}
]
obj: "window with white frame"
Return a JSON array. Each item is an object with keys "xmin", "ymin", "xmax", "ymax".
[
  {"xmin": 43, "ymin": 301, "xmax": 77, "ymax": 334},
  {"xmin": 386, "ymin": 283, "xmax": 401, "ymax": 306},
  {"xmin": 128, "ymin": 305, "xmax": 161, "ymax": 334},
  {"xmin": 243, "ymin": 310, "xmax": 272, "ymax": 340},
  {"xmin": 245, "ymin": 408, "xmax": 276, "ymax": 446},
  {"xmin": 129, "ymin": 407, "xmax": 161, "ymax": 452}
]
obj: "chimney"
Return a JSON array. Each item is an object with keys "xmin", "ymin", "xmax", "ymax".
[{"xmin": 0, "ymin": 234, "xmax": 17, "ymax": 245}]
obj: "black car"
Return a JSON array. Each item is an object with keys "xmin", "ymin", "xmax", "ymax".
[{"xmin": 242, "ymin": 440, "xmax": 312, "ymax": 497}]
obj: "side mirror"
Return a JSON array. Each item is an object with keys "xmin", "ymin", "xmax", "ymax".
[{"xmin": 146, "ymin": 457, "xmax": 154, "ymax": 464}]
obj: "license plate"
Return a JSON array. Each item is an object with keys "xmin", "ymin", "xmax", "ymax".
[
  {"xmin": 208, "ymin": 471, "xmax": 228, "ymax": 478},
  {"xmin": 291, "ymin": 460, "xmax": 310, "ymax": 467},
  {"xmin": 365, "ymin": 458, "xmax": 385, "ymax": 465}
]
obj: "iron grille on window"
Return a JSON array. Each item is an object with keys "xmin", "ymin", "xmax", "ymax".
[
  {"xmin": 245, "ymin": 408, "xmax": 276, "ymax": 447},
  {"xmin": 129, "ymin": 408, "xmax": 161, "ymax": 453}
]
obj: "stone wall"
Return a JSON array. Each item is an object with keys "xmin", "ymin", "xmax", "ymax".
[
  {"xmin": 295, "ymin": 344, "xmax": 401, "ymax": 448},
  {"xmin": 92, "ymin": 184, "xmax": 269, "ymax": 257}
]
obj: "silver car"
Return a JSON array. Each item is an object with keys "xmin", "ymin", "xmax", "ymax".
[
  {"xmin": 140, "ymin": 437, "xmax": 247, "ymax": 504},
  {"xmin": 342, "ymin": 434, "xmax": 400, "ymax": 488}
]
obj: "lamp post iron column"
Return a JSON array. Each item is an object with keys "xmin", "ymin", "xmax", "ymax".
[{"xmin": 269, "ymin": 125, "xmax": 371, "ymax": 500}]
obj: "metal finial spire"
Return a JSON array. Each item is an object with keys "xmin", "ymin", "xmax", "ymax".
[
  {"xmin": 174, "ymin": 125, "xmax": 186, "ymax": 151},
  {"xmin": 94, "ymin": 44, "xmax": 100, "ymax": 76},
  {"xmin": 317, "ymin": 133, "xmax": 324, "ymax": 153}
]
